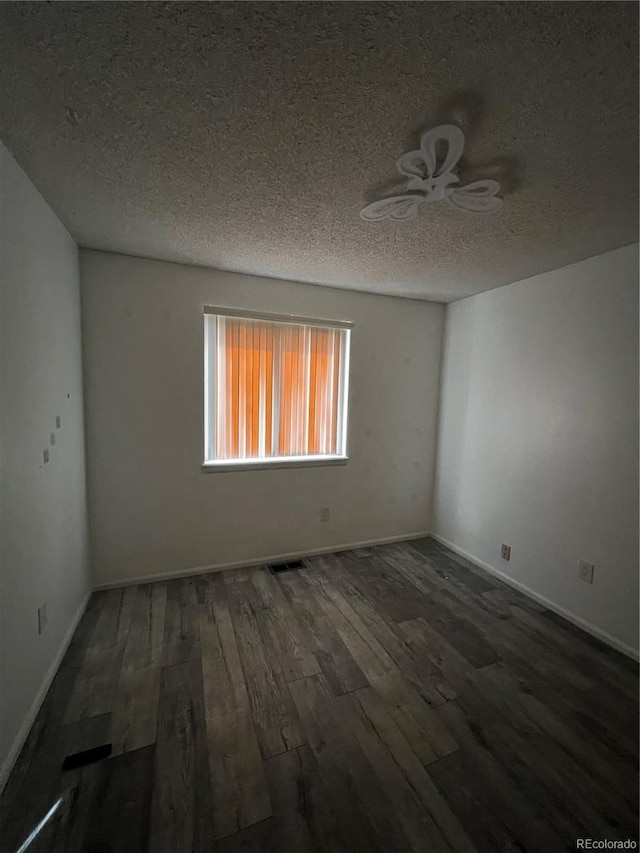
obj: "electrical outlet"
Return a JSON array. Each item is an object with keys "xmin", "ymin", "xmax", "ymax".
[
  {"xmin": 43, "ymin": 448, "xmax": 50, "ymax": 464},
  {"xmin": 578, "ymin": 561, "xmax": 595, "ymax": 584},
  {"xmin": 320, "ymin": 506, "xmax": 330, "ymax": 523},
  {"xmin": 56, "ymin": 415, "xmax": 61, "ymax": 429},
  {"xmin": 38, "ymin": 603, "xmax": 48, "ymax": 635},
  {"xmin": 501, "ymin": 544, "xmax": 511, "ymax": 561}
]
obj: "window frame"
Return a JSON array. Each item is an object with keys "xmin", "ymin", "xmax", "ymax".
[{"xmin": 203, "ymin": 306, "xmax": 352, "ymax": 471}]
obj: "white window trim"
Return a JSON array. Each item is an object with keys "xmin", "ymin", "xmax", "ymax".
[
  {"xmin": 203, "ymin": 305, "xmax": 354, "ymax": 330},
  {"xmin": 202, "ymin": 454, "xmax": 348, "ymax": 473},
  {"xmin": 203, "ymin": 307, "xmax": 352, "ymax": 471}
]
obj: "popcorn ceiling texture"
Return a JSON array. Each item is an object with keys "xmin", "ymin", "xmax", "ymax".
[{"xmin": 0, "ymin": 2, "xmax": 637, "ymax": 301}]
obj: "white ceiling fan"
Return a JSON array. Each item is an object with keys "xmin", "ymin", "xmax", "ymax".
[{"xmin": 361, "ymin": 124, "xmax": 504, "ymax": 221}]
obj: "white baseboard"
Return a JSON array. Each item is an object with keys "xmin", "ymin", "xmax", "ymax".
[
  {"xmin": 431, "ymin": 533, "xmax": 639, "ymax": 662},
  {"xmin": 0, "ymin": 590, "xmax": 92, "ymax": 795},
  {"xmin": 93, "ymin": 531, "xmax": 432, "ymax": 591}
]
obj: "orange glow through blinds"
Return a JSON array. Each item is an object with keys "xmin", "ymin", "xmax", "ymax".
[{"xmin": 213, "ymin": 316, "xmax": 347, "ymax": 460}]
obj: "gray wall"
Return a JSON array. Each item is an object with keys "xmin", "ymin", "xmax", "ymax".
[
  {"xmin": 433, "ymin": 244, "xmax": 639, "ymax": 656},
  {"xmin": 80, "ymin": 250, "xmax": 444, "ymax": 587},
  {"xmin": 0, "ymin": 143, "xmax": 91, "ymax": 785}
]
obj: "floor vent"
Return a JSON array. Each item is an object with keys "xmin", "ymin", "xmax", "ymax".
[{"xmin": 268, "ymin": 559, "xmax": 305, "ymax": 574}]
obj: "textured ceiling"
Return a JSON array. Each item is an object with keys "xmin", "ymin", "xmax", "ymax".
[{"xmin": 0, "ymin": 2, "xmax": 637, "ymax": 301}]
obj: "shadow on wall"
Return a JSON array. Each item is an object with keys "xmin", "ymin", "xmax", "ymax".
[{"xmin": 432, "ymin": 296, "xmax": 479, "ymax": 538}]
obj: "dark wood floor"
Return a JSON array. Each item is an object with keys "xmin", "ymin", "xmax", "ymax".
[{"xmin": 1, "ymin": 537, "xmax": 638, "ymax": 852}]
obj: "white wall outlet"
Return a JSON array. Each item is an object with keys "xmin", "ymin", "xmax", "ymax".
[
  {"xmin": 320, "ymin": 506, "xmax": 330, "ymax": 523},
  {"xmin": 578, "ymin": 561, "xmax": 595, "ymax": 584},
  {"xmin": 38, "ymin": 603, "xmax": 48, "ymax": 635},
  {"xmin": 501, "ymin": 544, "xmax": 511, "ymax": 561}
]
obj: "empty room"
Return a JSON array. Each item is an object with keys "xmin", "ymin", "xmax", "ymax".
[{"xmin": 0, "ymin": 2, "xmax": 638, "ymax": 851}]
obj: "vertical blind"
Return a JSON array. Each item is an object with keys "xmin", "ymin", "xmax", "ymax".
[{"xmin": 205, "ymin": 313, "xmax": 350, "ymax": 462}]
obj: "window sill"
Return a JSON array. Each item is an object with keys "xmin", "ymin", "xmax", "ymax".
[{"xmin": 202, "ymin": 455, "xmax": 349, "ymax": 472}]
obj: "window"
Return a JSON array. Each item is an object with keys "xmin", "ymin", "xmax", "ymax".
[{"xmin": 204, "ymin": 308, "xmax": 351, "ymax": 468}]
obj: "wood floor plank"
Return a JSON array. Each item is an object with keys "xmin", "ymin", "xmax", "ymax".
[
  {"xmin": 460, "ymin": 663, "xmax": 639, "ymax": 839},
  {"xmin": 262, "ymin": 746, "xmax": 351, "ymax": 853},
  {"xmin": 64, "ymin": 587, "xmax": 136, "ymax": 723},
  {"xmin": 111, "ymin": 583, "xmax": 167, "ymax": 754},
  {"xmin": 422, "ymin": 601, "xmax": 500, "ymax": 669},
  {"xmin": 80, "ymin": 745, "xmax": 155, "ymax": 852},
  {"xmin": 341, "ymin": 550, "xmax": 434, "ymax": 623},
  {"xmin": 428, "ymin": 746, "xmax": 565, "ymax": 853},
  {"xmin": 45, "ymin": 714, "xmax": 114, "ymax": 853},
  {"xmin": 161, "ymin": 578, "xmax": 201, "ymax": 667},
  {"xmin": 480, "ymin": 585, "xmax": 546, "ymax": 618},
  {"xmin": 395, "ymin": 549, "xmax": 597, "ymax": 698},
  {"xmin": 311, "ymin": 552, "xmax": 456, "ymax": 705},
  {"xmin": 277, "ymin": 569, "xmax": 369, "ymax": 696},
  {"xmin": 350, "ymin": 687, "xmax": 476, "ymax": 853},
  {"xmin": 250, "ymin": 568, "xmax": 321, "ymax": 682},
  {"xmin": 352, "ymin": 547, "xmax": 373, "ymax": 558},
  {"xmin": 447, "ymin": 680, "xmax": 632, "ymax": 842},
  {"xmin": 51, "ymin": 763, "xmax": 105, "ymax": 853},
  {"xmin": 504, "ymin": 599, "xmax": 639, "ymax": 700},
  {"xmin": 574, "ymin": 680, "xmax": 639, "ymax": 761},
  {"xmin": 294, "ymin": 745, "xmax": 355, "ymax": 852},
  {"xmin": 289, "ymin": 673, "xmax": 407, "ymax": 853},
  {"xmin": 335, "ymin": 688, "xmax": 451, "ymax": 853},
  {"xmin": 223, "ymin": 566, "xmax": 252, "ymax": 585},
  {"xmin": 541, "ymin": 607, "xmax": 640, "ymax": 669},
  {"xmin": 433, "ymin": 698, "xmax": 587, "ymax": 849},
  {"xmin": 200, "ymin": 597, "xmax": 272, "ymax": 839},
  {"xmin": 399, "ymin": 617, "xmax": 482, "ymax": 697},
  {"xmin": 199, "ymin": 570, "xmax": 229, "ymax": 611},
  {"xmin": 408, "ymin": 538, "xmax": 498, "ymax": 595},
  {"xmin": 227, "ymin": 578, "xmax": 306, "ymax": 757},
  {"xmin": 215, "ymin": 818, "xmax": 277, "ymax": 852},
  {"xmin": 150, "ymin": 659, "xmax": 215, "ymax": 852},
  {"xmin": 474, "ymin": 662, "xmax": 638, "ymax": 811},
  {"xmin": 263, "ymin": 749, "xmax": 315, "ymax": 853},
  {"xmin": 307, "ymin": 557, "xmax": 458, "ymax": 764},
  {"xmin": 376, "ymin": 546, "xmax": 500, "ymax": 668},
  {"xmin": 111, "ymin": 666, "xmax": 162, "ymax": 756},
  {"xmin": 375, "ymin": 541, "xmax": 441, "ymax": 595}
]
